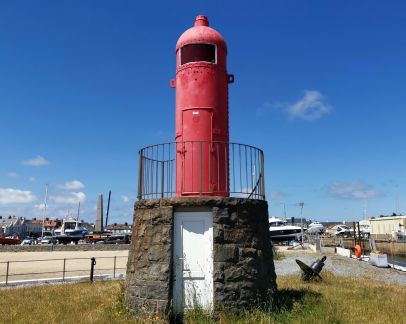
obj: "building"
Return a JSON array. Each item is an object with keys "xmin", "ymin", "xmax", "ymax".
[
  {"xmin": 105, "ymin": 223, "xmax": 132, "ymax": 235},
  {"xmin": 0, "ymin": 216, "xmax": 21, "ymax": 236},
  {"xmin": 0, "ymin": 216, "xmax": 41, "ymax": 237},
  {"xmin": 0, "ymin": 216, "xmax": 62, "ymax": 237},
  {"xmin": 42, "ymin": 218, "xmax": 62, "ymax": 234},
  {"xmin": 369, "ymin": 215, "xmax": 406, "ymax": 240},
  {"xmin": 25, "ymin": 219, "xmax": 43, "ymax": 236}
]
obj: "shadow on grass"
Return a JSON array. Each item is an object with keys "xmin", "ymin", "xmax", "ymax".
[
  {"xmin": 212, "ymin": 287, "xmax": 322, "ymax": 323},
  {"xmin": 272, "ymin": 288, "xmax": 322, "ymax": 313}
]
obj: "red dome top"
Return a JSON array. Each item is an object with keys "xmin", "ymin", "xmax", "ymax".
[{"xmin": 176, "ymin": 16, "xmax": 227, "ymax": 53}]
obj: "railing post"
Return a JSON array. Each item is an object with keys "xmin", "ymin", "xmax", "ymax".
[
  {"xmin": 6, "ymin": 261, "xmax": 9, "ymax": 285},
  {"xmin": 137, "ymin": 151, "xmax": 143, "ymax": 200},
  {"xmin": 113, "ymin": 256, "xmax": 117, "ymax": 278},
  {"xmin": 161, "ymin": 161, "xmax": 165, "ymax": 198},
  {"xmin": 261, "ymin": 152, "xmax": 265, "ymax": 199},
  {"xmin": 90, "ymin": 257, "xmax": 96, "ymax": 282},
  {"xmin": 62, "ymin": 258, "xmax": 66, "ymax": 281},
  {"xmin": 199, "ymin": 142, "xmax": 203, "ymax": 195}
]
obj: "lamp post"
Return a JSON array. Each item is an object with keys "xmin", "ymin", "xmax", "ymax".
[
  {"xmin": 41, "ymin": 184, "xmax": 48, "ymax": 239},
  {"xmin": 299, "ymin": 202, "xmax": 304, "ymax": 242}
]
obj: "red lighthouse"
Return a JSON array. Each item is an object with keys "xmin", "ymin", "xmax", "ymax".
[
  {"xmin": 128, "ymin": 16, "xmax": 274, "ymax": 317},
  {"xmin": 172, "ymin": 15, "xmax": 234, "ymax": 197}
]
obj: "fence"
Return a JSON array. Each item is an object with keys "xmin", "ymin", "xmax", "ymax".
[
  {"xmin": 138, "ymin": 141, "xmax": 265, "ymax": 200},
  {"xmin": 0, "ymin": 256, "xmax": 127, "ymax": 285}
]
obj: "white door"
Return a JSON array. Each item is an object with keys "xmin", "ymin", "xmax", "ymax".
[{"xmin": 173, "ymin": 211, "xmax": 213, "ymax": 314}]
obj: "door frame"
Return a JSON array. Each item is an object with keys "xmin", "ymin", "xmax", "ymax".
[{"xmin": 173, "ymin": 211, "xmax": 213, "ymax": 315}]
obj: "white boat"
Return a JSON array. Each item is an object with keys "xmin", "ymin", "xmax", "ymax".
[
  {"xmin": 306, "ymin": 221, "xmax": 324, "ymax": 234},
  {"xmin": 392, "ymin": 229, "xmax": 406, "ymax": 242},
  {"xmin": 54, "ymin": 219, "xmax": 89, "ymax": 243},
  {"xmin": 269, "ymin": 217, "xmax": 302, "ymax": 242},
  {"xmin": 334, "ymin": 225, "xmax": 352, "ymax": 236}
]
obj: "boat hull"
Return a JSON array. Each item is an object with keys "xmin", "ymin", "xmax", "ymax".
[
  {"xmin": 0, "ymin": 237, "xmax": 20, "ymax": 245},
  {"xmin": 269, "ymin": 229, "xmax": 301, "ymax": 242}
]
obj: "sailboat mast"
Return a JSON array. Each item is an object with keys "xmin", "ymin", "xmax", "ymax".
[
  {"xmin": 77, "ymin": 202, "xmax": 81, "ymax": 221},
  {"xmin": 105, "ymin": 190, "xmax": 111, "ymax": 227}
]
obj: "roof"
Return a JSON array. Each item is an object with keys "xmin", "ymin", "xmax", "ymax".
[
  {"xmin": 370, "ymin": 215, "xmax": 406, "ymax": 222},
  {"xmin": 105, "ymin": 223, "xmax": 132, "ymax": 230},
  {"xmin": 176, "ymin": 16, "xmax": 227, "ymax": 52}
]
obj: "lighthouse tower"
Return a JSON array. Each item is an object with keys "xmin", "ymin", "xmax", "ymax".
[
  {"xmin": 173, "ymin": 15, "xmax": 233, "ymax": 197},
  {"xmin": 126, "ymin": 16, "xmax": 276, "ymax": 319}
]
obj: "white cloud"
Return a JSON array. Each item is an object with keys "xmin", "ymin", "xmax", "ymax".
[
  {"xmin": 286, "ymin": 90, "xmax": 331, "ymax": 121},
  {"xmin": 50, "ymin": 192, "xmax": 86, "ymax": 204},
  {"xmin": 22, "ymin": 155, "xmax": 50, "ymax": 166},
  {"xmin": 57, "ymin": 180, "xmax": 85, "ymax": 190},
  {"xmin": 0, "ymin": 188, "xmax": 37, "ymax": 204},
  {"xmin": 7, "ymin": 172, "xmax": 18, "ymax": 177},
  {"xmin": 328, "ymin": 181, "xmax": 380, "ymax": 199},
  {"xmin": 34, "ymin": 203, "xmax": 46, "ymax": 211},
  {"xmin": 121, "ymin": 195, "xmax": 130, "ymax": 203},
  {"xmin": 28, "ymin": 177, "xmax": 36, "ymax": 182},
  {"xmin": 269, "ymin": 190, "xmax": 286, "ymax": 201},
  {"xmin": 257, "ymin": 90, "xmax": 331, "ymax": 121}
]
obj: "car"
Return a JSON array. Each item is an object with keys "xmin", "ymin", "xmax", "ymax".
[
  {"xmin": 40, "ymin": 236, "xmax": 56, "ymax": 244},
  {"xmin": 21, "ymin": 237, "xmax": 35, "ymax": 245}
]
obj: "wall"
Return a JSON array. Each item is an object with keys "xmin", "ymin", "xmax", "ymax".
[
  {"xmin": 0, "ymin": 244, "xmax": 130, "ymax": 252},
  {"xmin": 125, "ymin": 204, "xmax": 174, "ymax": 315},
  {"xmin": 370, "ymin": 216, "xmax": 406, "ymax": 235},
  {"xmin": 211, "ymin": 199, "xmax": 277, "ymax": 311},
  {"xmin": 125, "ymin": 197, "xmax": 277, "ymax": 319}
]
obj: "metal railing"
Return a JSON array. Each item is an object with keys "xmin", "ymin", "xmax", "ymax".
[
  {"xmin": 137, "ymin": 141, "xmax": 265, "ymax": 200},
  {"xmin": 0, "ymin": 256, "xmax": 127, "ymax": 285}
]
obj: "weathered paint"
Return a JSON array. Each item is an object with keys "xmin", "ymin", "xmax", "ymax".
[{"xmin": 172, "ymin": 16, "xmax": 233, "ymax": 197}]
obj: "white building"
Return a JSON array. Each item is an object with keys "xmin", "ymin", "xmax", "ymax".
[
  {"xmin": 369, "ymin": 215, "xmax": 406, "ymax": 240},
  {"xmin": 0, "ymin": 216, "xmax": 42, "ymax": 237},
  {"xmin": 105, "ymin": 223, "xmax": 132, "ymax": 235}
]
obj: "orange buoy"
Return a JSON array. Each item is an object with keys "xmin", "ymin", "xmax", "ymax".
[{"xmin": 354, "ymin": 244, "xmax": 362, "ymax": 259}]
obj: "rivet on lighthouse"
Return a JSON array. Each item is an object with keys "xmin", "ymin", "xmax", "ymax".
[{"xmin": 126, "ymin": 16, "xmax": 277, "ymax": 319}]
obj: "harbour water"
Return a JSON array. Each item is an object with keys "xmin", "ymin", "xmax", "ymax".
[{"xmin": 387, "ymin": 254, "xmax": 406, "ymax": 267}]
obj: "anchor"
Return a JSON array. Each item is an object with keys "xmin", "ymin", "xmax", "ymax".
[{"xmin": 296, "ymin": 256, "xmax": 327, "ymax": 281}]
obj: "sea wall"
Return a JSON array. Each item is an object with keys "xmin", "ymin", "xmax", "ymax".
[{"xmin": 0, "ymin": 244, "xmax": 130, "ymax": 252}]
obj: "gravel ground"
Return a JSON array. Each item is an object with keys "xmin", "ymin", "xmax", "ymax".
[{"xmin": 274, "ymin": 248, "xmax": 406, "ymax": 286}]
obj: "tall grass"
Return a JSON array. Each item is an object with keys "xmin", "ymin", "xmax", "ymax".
[{"xmin": 0, "ymin": 273, "xmax": 405, "ymax": 323}]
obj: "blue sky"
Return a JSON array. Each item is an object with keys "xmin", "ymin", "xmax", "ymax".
[{"xmin": 1, "ymin": 1, "xmax": 405, "ymax": 223}]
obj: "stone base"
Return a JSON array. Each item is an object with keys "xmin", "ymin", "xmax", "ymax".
[{"xmin": 125, "ymin": 197, "xmax": 277, "ymax": 319}]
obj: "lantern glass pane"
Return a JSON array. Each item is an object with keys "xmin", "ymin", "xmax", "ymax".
[{"xmin": 181, "ymin": 44, "xmax": 216, "ymax": 65}]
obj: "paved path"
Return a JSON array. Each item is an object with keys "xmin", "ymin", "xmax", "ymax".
[{"xmin": 0, "ymin": 250, "xmax": 129, "ymax": 283}]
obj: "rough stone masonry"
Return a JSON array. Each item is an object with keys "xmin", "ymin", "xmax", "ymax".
[{"xmin": 125, "ymin": 197, "xmax": 277, "ymax": 317}]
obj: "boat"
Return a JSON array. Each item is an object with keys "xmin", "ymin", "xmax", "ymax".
[
  {"xmin": 392, "ymin": 229, "xmax": 406, "ymax": 242},
  {"xmin": 54, "ymin": 218, "xmax": 89, "ymax": 243},
  {"xmin": 334, "ymin": 225, "xmax": 352, "ymax": 236},
  {"xmin": 85, "ymin": 232, "xmax": 111, "ymax": 244},
  {"xmin": 269, "ymin": 217, "xmax": 302, "ymax": 242},
  {"xmin": 0, "ymin": 236, "xmax": 20, "ymax": 245},
  {"xmin": 306, "ymin": 221, "xmax": 325, "ymax": 234}
]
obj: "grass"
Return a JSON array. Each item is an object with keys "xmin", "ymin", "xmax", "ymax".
[
  {"xmin": 272, "ymin": 248, "xmax": 285, "ymax": 260},
  {"xmin": 0, "ymin": 273, "xmax": 405, "ymax": 323}
]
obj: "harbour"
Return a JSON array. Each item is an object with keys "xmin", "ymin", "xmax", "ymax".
[{"xmin": 1, "ymin": 2, "xmax": 406, "ymax": 323}]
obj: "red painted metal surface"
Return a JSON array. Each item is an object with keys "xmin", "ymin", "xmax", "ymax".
[{"xmin": 172, "ymin": 15, "xmax": 233, "ymax": 197}]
